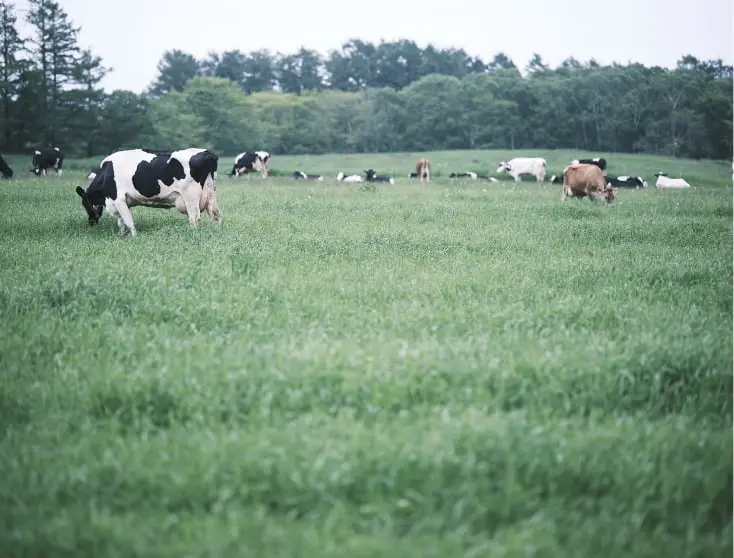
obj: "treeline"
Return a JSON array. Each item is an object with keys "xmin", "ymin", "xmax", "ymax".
[{"xmin": 1, "ymin": 0, "xmax": 732, "ymax": 160}]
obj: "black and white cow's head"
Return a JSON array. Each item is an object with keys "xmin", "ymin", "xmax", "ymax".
[{"xmin": 496, "ymin": 161, "xmax": 512, "ymax": 173}]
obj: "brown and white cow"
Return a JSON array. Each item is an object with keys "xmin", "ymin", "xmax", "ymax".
[
  {"xmin": 416, "ymin": 158, "xmax": 431, "ymax": 183},
  {"xmin": 561, "ymin": 163, "xmax": 617, "ymax": 205}
]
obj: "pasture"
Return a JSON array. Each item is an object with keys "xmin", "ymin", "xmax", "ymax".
[{"xmin": 0, "ymin": 149, "xmax": 732, "ymax": 557}]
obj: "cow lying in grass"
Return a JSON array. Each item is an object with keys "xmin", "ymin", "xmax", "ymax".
[
  {"xmin": 654, "ymin": 172, "xmax": 691, "ymax": 189},
  {"xmin": 337, "ymin": 172, "xmax": 363, "ymax": 183},
  {"xmin": 76, "ymin": 148, "xmax": 221, "ymax": 236},
  {"xmin": 293, "ymin": 171, "xmax": 323, "ymax": 181},
  {"xmin": 364, "ymin": 169, "xmax": 394, "ymax": 184}
]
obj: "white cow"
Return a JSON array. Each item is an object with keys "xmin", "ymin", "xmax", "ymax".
[
  {"xmin": 654, "ymin": 172, "xmax": 691, "ymax": 189},
  {"xmin": 75, "ymin": 148, "xmax": 221, "ymax": 236},
  {"xmin": 336, "ymin": 172, "xmax": 363, "ymax": 183},
  {"xmin": 496, "ymin": 157, "xmax": 547, "ymax": 182}
]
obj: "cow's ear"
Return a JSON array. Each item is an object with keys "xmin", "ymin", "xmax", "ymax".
[{"xmin": 75, "ymin": 186, "xmax": 85, "ymax": 198}]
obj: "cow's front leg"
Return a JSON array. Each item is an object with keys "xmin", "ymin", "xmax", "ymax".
[{"xmin": 114, "ymin": 201, "xmax": 137, "ymax": 236}]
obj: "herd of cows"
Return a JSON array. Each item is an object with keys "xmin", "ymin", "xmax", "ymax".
[{"xmin": 0, "ymin": 146, "xmax": 695, "ymax": 237}]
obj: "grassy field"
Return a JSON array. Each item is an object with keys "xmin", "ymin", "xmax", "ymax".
[{"xmin": 0, "ymin": 148, "xmax": 732, "ymax": 557}]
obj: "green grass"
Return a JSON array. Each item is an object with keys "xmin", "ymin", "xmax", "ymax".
[{"xmin": 0, "ymin": 149, "xmax": 732, "ymax": 557}]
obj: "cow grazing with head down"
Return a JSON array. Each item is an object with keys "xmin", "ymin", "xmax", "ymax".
[
  {"xmin": 571, "ymin": 157, "xmax": 607, "ymax": 172},
  {"xmin": 606, "ymin": 175, "xmax": 647, "ymax": 189},
  {"xmin": 364, "ymin": 169, "xmax": 394, "ymax": 184},
  {"xmin": 293, "ymin": 171, "xmax": 323, "ymax": 181},
  {"xmin": 336, "ymin": 172, "xmax": 363, "ymax": 183},
  {"xmin": 230, "ymin": 151, "xmax": 270, "ymax": 178},
  {"xmin": 75, "ymin": 148, "xmax": 221, "ymax": 236},
  {"xmin": 31, "ymin": 147, "xmax": 64, "ymax": 176},
  {"xmin": 561, "ymin": 163, "xmax": 617, "ymax": 205},
  {"xmin": 654, "ymin": 172, "xmax": 690, "ymax": 189},
  {"xmin": 496, "ymin": 157, "xmax": 547, "ymax": 182},
  {"xmin": 416, "ymin": 158, "xmax": 431, "ymax": 183},
  {"xmin": 0, "ymin": 154, "xmax": 13, "ymax": 179}
]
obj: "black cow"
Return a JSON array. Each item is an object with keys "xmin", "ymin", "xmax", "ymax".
[
  {"xmin": 570, "ymin": 157, "xmax": 607, "ymax": 171},
  {"xmin": 606, "ymin": 175, "xmax": 648, "ymax": 188},
  {"xmin": 230, "ymin": 150, "xmax": 270, "ymax": 178},
  {"xmin": 0, "ymin": 153, "xmax": 13, "ymax": 179},
  {"xmin": 31, "ymin": 147, "xmax": 64, "ymax": 176},
  {"xmin": 364, "ymin": 169, "xmax": 394, "ymax": 184}
]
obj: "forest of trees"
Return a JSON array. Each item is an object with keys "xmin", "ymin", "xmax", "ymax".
[{"xmin": 1, "ymin": 0, "xmax": 732, "ymax": 160}]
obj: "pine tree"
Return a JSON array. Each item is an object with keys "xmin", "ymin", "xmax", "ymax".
[
  {"xmin": 25, "ymin": 0, "xmax": 80, "ymax": 144},
  {"xmin": 0, "ymin": 1, "xmax": 26, "ymax": 149}
]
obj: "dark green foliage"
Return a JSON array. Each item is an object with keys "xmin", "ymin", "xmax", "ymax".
[{"xmin": 0, "ymin": 3, "xmax": 731, "ymax": 160}]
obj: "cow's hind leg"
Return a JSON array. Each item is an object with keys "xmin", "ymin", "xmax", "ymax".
[
  {"xmin": 181, "ymin": 190, "xmax": 202, "ymax": 228},
  {"xmin": 205, "ymin": 190, "xmax": 221, "ymax": 225}
]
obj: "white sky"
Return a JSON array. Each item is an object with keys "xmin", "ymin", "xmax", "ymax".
[{"xmin": 11, "ymin": 0, "xmax": 734, "ymax": 93}]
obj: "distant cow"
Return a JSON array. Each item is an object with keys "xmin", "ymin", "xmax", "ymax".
[
  {"xmin": 606, "ymin": 175, "xmax": 647, "ymax": 189},
  {"xmin": 571, "ymin": 157, "xmax": 607, "ymax": 172},
  {"xmin": 0, "ymin": 154, "xmax": 13, "ymax": 179},
  {"xmin": 478, "ymin": 174, "xmax": 499, "ymax": 182},
  {"xmin": 654, "ymin": 172, "xmax": 690, "ymax": 189},
  {"xmin": 364, "ymin": 169, "xmax": 394, "ymax": 184},
  {"xmin": 336, "ymin": 172, "xmax": 363, "ymax": 183},
  {"xmin": 75, "ymin": 148, "xmax": 221, "ymax": 236},
  {"xmin": 416, "ymin": 159, "xmax": 431, "ymax": 183},
  {"xmin": 31, "ymin": 147, "xmax": 64, "ymax": 176},
  {"xmin": 293, "ymin": 171, "xmax": 323, "ymax": 181},
  {"xmin": 549, "ymin": 174, "xmax": 564, "ymax": 184},
  {"xmin": 230, "ymin": 151, "xmax": 270, "ymax": 178},
  {"xmin": 449, "ymin": 172, "xmax": 477, "ymax": 180},
  {"xmin": 561, "ymin": 163, "xmax": 617, "ymax": 205},
  {"xmin": 496, "ymin": 157, "xmax": 546, "ymax": 182}
]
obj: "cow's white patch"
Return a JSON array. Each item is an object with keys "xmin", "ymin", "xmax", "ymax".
[
  {"xmin": 54, "ymin": 147, "xmax": 60, "ymax": 151},
  {"xmin": 34, "ymin": 150, "xmax": 41, "ymax": 155},
  {"xmin": 618, "ymin": 176, "xmax": 628, "ymax": 181}
]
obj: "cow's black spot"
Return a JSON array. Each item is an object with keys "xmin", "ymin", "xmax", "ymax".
[
  {"xmin": 159, "ymin": 157, "xmax": 186, "ymax": 186},
  {"xmin": 131, "ymin": 160, "xmax": 162, "ymax": 198},
  {"xmin": 189, "ymin": 150, "xmax": 218, "ymax": 187}
]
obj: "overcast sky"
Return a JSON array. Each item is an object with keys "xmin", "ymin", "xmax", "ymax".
[{"xmin": 11, "ymin": 0, "xmax": 734, "ymax": 93}]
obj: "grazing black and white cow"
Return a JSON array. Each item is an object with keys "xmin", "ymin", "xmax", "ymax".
[
  {"xmin": 293, "ymin": 171, "xmax": 323, "ymax": 181},
  {"xmin": 31, "ymin": 147, "xmax": 64, "ymax": 176},
  {"xmin": 75, "ymin": 148, "xmax": 221, "ymax": 236},
  {"xmin": 230, "ymin": 151, "xmax": 270, "ymax": 178},
  {"xmin": 606, "ymin": 175, "xmax": 647, "ymax": 189},
  {"xmin": 0, "ymin": 153, "xmax": 13, "ymax": 179},
  {"xmin": 571, "ymin": 157, "xmax": 607, "ymax": 172},
  {"xmin": 364, "ymin": 169, "xmax": 394, "ymax": 184},
  {"xmin": 449, "ymin": 172, "xmax": 478, "ymax": 180}
]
